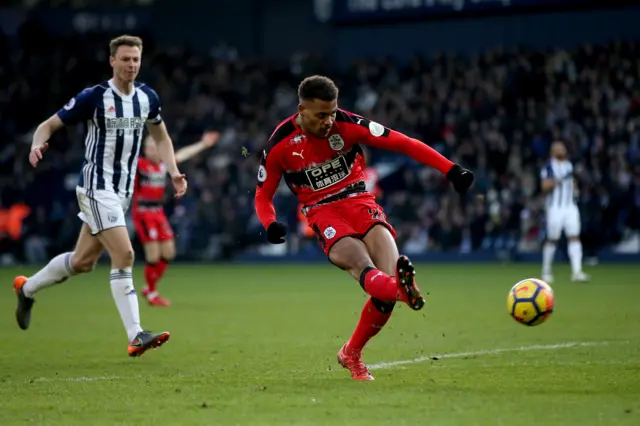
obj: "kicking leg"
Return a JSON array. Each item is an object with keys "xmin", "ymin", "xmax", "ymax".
[
  {"xmin": 328, "ymin": 237, "xmax": 398, "ymax": 301},
  {"xmin": 337, "ymin": 225, "xmax": 426, "ymax": 379},
  {"xmin": 363, "ymin": 224, "xmax": 424, "ymax": 310},
  {"xmin": 329, "ymin": 237, "xmax": 382, "ymax": 381},
  {"xmin": 335, "ymin": 223, "xmax": 426, "ymax": 381},
  {"xmin": 15, "ymin": 224, "xmax": 103, "ymax": 330},
  {"xmin": 97, "ymin": 226, "xmax": 169, "ymax": 356},
  {"xmin": 343, "ymin": 225, "xmax": 400, "ymax": 356}
]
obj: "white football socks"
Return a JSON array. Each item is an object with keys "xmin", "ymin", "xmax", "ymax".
[
  {"xmin": 110, "ymin": 268, "xmax": 143, "ymax": 342},
  {"xmin": 542, "ymin": 242, "xmax": 556, "ymax": 276},
  {"xmin": 23, "ymin": 252, "xmax": 76, "ymax": 298},
  {"xmin": 568, "ymin": 240, "xmax": 584, "ymax": 275}
]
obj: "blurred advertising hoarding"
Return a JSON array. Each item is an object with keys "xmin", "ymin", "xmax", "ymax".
[{"xmin": 317, "ymin": 0, "xmax": 624, "ymax": 24}]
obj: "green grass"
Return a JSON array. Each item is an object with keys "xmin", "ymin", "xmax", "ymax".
[{"xmin": 0, "ymin": 262, "xmax": 639, "ymax": 425}]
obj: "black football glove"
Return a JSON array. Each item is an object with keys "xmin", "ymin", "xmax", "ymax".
[
  {"xmin": 446, "ymin": 164, "xmax": 475, "ymax": 194},
  {"xmin": 266, "ymin": 221, "xmax": 288, "ymax": 244}
]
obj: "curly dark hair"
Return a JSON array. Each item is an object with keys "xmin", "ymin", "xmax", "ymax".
[{"xmin": 298, "ymin": 75, "xmax": 339, "ymax": 102}]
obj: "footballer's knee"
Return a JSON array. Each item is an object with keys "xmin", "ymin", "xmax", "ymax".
[
  {"xmin": 111, "ymin": 247, "xmax": 135, "ymax": 269},
  {"xmin": 567, "ymin": 235, "xmax": 580, "ymax": 242},
  {"xmin": 338, "ymin": 256, "xmax": 373, "ymax": 280},
  {"xmin": 160, "ymin": 240, "xmax": 176, "ymax": 261},
  {"xmin": 362, "ymin": 224, "xmax": 399, "ymax": 277},
  {"xmin": 69, "ymin": 252, "xmax": 98, "ymax": 273},
  {"xmin": 371, "ymin": 297, "xmax": 396, "ymax": 314},
  {"xmin": 328, "ymin": 238, "xmax": 374, "ymax": 280},
  {"xmin": 143, "ymin": 242, "xmax": 161, "ymax": 264}
]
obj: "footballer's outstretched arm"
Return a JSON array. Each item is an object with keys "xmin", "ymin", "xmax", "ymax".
[
  {"xmin": 348, "ymin": 114, "xmax": 473, "ymax": 193},
  {"xmin": 354, "ymin": 119, "xmax": 454, "ymax": 173},
  {"xmin": 175, "ymin": 131, "xmax": 220, "ymax": 164}
]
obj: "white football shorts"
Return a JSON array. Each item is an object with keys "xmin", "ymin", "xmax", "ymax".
[
  {"xmin": 546, "ymin": 205, "xmax": 581, "ymax": 240},
  {"xmin": 76, "ymin": 187, "xmax": 131, "ymax": 235}
]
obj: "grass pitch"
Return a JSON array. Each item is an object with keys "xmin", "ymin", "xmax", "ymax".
[{"xmin": 0, "ymin": 262, "xmax": 639, "ymax": 425}]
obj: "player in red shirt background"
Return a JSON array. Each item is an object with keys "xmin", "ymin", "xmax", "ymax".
[
  {"xmin": 133, "ymin": 131, "xmax": 219, "ymax": 306},
  {"xmin": 254, "ymin": 76, "xmax": 474, "ymax": 381}
]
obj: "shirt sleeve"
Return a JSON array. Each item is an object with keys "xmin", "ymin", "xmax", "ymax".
[
  {"xmin": 540, "ymin": 163, "xmax": 553, "ymax": 180},
  {"xmin": 254, "ymin": 144, "xmax": 284, "ymax": 229},
  {"xmin": 56, "ymin": 88, "xmax": 96, "ymax": 126},
  {"xmin": 140, "ymin": 85, "xmax": 163, "ymax": 125},
  {"xmin": 352, "ymin": 116, "xmax": 454, "ymax": 174}
]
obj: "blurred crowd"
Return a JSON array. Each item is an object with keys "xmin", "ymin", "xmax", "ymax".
[{"xmin": 1, "ymin": 21, "xmax": 639, "ymax": 263}]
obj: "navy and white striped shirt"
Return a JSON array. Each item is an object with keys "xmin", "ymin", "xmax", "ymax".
[
  {"xmin": 57, "ymin": 79, "xmax": 162, "ymax": 197},
  {"xmin": 540, "ymin": 159, "xmax": 575, "ymax": 208}
]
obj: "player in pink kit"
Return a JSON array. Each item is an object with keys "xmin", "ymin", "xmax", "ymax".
[
  {"xmin": 133, "ymin": 131, "xmax": 219, "ymax": 306},
  {"xmin": 254, "ymin": 75, "xmax": 474, "ymax": 380}
]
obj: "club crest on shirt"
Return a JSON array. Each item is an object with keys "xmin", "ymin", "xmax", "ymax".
[
  {"xmin": 324, "ymin": 226, "xmax": 336, "ymax": 240},
  {"xmin": 291, "ymin": 134, "xmax": 306, "ymax": 144},
  {"xmin": 328, "ymin": 134, "xmax": 344, "ymax": 150}
]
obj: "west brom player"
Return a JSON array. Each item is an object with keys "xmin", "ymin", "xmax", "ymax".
[
  {"xmin": 540, "ymin": 141, "xmax": 589, "ymax": 283},
  {"xmin": 13, "ymin": 35, "xmax": 187, "ymax": 357},
  {"xmin": 134, "ymin": 131, "xmax": 219, "ymax": 307}
]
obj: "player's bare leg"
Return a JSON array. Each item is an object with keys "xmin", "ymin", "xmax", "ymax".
[
  {"xmin": 330, "ymin": 236, "xmax": 404, "ymax": 381},
  {"xmin": 142, "ymin": 241, "xmax": 171, "ymax": 306},
  {"xmin": 363, "ymin": 224, "xmax": 399, "ymax": 275},
  {"xmin": 98, "ymin": 226, "xmax": 169, "ymax": 356},
  {"xmin": 567, "ymin": 235, "xmax": 589, "ymax": 282},
  {"xmin": 14, "ymin": 224, "xmax": 103, "ymax": 330},
  {"xmin": 363, "ymin": 225, "xmax": 424, "ymax": 310},
  {"xmin": 542, "ymin": 238, "xmax": 558, "ymax": 283}
]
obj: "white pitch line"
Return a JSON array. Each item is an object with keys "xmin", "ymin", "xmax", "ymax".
[
  {"xmin": 35, "ymin": 375, "xmax": 122, "ymax": 383},
  {"xmin": 29, "ymin": 341, "xmax": 625, "ymax": 382},
  {"xmin": 368, "ymin": 341, "xmax": 614, "ymax": 370}
]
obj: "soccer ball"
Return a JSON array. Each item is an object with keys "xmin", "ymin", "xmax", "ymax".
[{"xmin": 507, "ymin": 278, "xmax": 555, "ymax": 326}]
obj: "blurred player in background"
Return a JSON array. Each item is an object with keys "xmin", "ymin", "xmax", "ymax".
[
  {"xmin": 540, "ymin": 141, "xmax": 589, "ymax": 283},
  {"xmin": 134, "ymin": 131, "xmax": 219, "ymax": 306},
  {"xmin": 255, "ymin": 75, "xmax": 474, "ymax": 381},
  {"xmin": 14, "ymin": 35, "xmax": 187, "ymax": 357}
]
